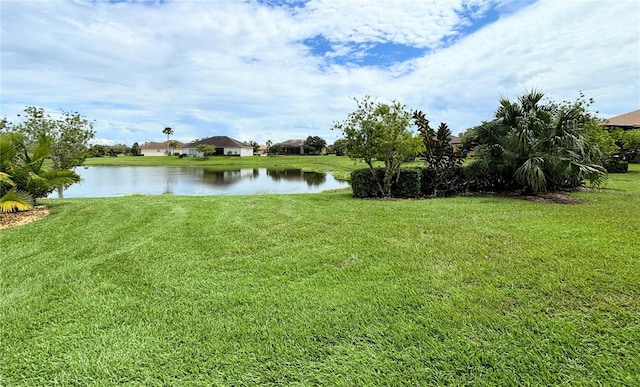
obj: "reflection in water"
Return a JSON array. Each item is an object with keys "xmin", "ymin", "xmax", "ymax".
[
  {"xmin": 266, "ymin": 169, "xmax": 327, "ymax": 186},
  {"xmin": 52, "ymin": 166, "xmax": 349, "ymax": 198},
  {"xmin": 302, "ymin": 171, "xmax": 326, "ymax": 186}
]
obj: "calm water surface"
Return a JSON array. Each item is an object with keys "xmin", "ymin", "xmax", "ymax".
[{"xmin": 51, "ymin": 166, "xmax": 350, "ymax": 198}]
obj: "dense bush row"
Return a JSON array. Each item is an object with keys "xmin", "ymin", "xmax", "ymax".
[
  {"xmin": 352, "ymin": 167, "xmax": 469, "ymax": 198},
  {"xmin": 351, "ymin": 160, "xmax": 617, "ymax": 199}
]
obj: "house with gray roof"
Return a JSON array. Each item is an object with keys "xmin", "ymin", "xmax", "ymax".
[
  {"xmin": 604, "ymin": 109, "xmax": 640, "ymax": 130},
  {"xmin": 183, "ymin": 136, "xmax": 254, "ymax": 157},
  {"xmin": 277, "ymin": 139, "xmax": 305, "ymax": 155}
]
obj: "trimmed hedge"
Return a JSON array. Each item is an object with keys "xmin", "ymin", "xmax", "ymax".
[
  {"xmin": 351, "ymin": 168, "xmax": 383, "ymax": 198},
  {"xmin": 351, "ymin": 168, "xmax": 422, "ymax": 198},
  {"xmin": 604, "ymin": 158, "xmax": 629, "ymax": 173},
  {"xmin": 392, "ymin": 168, "xmax": 422, "ymax": 198}
]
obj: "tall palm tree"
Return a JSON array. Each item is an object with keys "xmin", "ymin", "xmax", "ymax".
[
  {"xmin": 163, "ymin": 127, "xmax": 174, "ymax": 155},
  {"xmin": 472, "ymin": 90, "xmax": 605, "ymax": 193}
]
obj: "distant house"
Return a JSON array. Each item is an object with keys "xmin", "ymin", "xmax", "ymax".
[
  {"xmin": 255, "ymin": 144, "xmax": 268, "ymax": 156},
  {"xmin": 603, "ymin": 109, "xmax": 640, "ymax": 130},
  {"xmin": 183, "ymin": 136, "xmax": 254, "ymax": 157},
  {"xmin": 449, "ymin": 135, "xmax": 462, "ymax": 154},
  {"xmin": 278, "ymin": 139, "xmax": 305, "ymax": 155},
  {"xmin": 139, "ymin": 141, "xmax": 185, "ymax": 156}
]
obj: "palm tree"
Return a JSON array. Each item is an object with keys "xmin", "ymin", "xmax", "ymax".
[
  {"xmin": 471, "ymin": 90, "xmax": 605, "ymax": 193},
  {"xmin": 163, "ymin": 127, "xmax": 174, "ymax": 155},
  {"xmin": 0, "ymin": 133, "xmax": 81, "ymax": 212}
]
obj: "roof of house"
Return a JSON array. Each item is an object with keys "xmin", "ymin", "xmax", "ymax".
[
  {"xmin": 185, "ymin": 136, "xmax": 252, "ymax": 148},
  {"xmin": 604, "ymin": 109, "xmax": 640, "ymax": 128},
  {"xmin": 278, "ymin": 139, "xmax": 305, "ymax": 147},
  {"xmin": 449, "ymin": 135, "xmax": 461, "ymax": 145},
  {"xmin": 139, "ymin": 140, "xmax": 185, "ymax": 149}
]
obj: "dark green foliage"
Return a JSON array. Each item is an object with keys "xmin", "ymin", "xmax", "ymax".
[
  {"xmin": 612, "ymin": 129, "xmax": 640, "ymax": 163},
  {"xmin": 303, "ymin": 136, "xmax": 327, "ymax": 155},
  {"xmin": 351, "ymin": 168, "xmax": 383, "ymax": 198},
  {"xmin": 467, "ymin": 91, "xmax": 606, "ymax": 193},
  {"xmin": 329, "ymin": 138, "xmax": 348, "ymax": 155},
  {"xmin": 459, "ymin": 163, "xmax": 517, "ymax": 193},
  {"xmin": 421, "ymin": 166, "xmax": 465, "ymax": 197},
  {"xmin": 88, "ymin": 144, "xmax": 106, "ymax": 158},
  {"xmin": 603, "ymin": 158, "xmax": 628, "ymax": 173},
  {"xmin": 268, "ymin": 143, "xmax": 283, "ymax": 155},
  {"xmin": 392, "ymin": 168, "xmax": 422, "ymax": 198},
  {"xmin": 413, "ymin": 111, "xmax": 465, "ymax": 197},
  {"xmin": 131, "ymin": 142, "xmax": 141, "ymax": 156},
  {"xmin": 351, "ymin": 168, "xmax": 421, "ymax": 198}
]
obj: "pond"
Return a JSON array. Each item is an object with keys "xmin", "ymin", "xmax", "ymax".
[{"xmin": 50, "ymin": 166, "xmax": 350, "ymax": 198}]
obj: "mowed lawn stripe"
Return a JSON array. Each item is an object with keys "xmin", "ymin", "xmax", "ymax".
[{"xmin": 1, "ymin": 168, "xmax": 639, "ymax": 385}]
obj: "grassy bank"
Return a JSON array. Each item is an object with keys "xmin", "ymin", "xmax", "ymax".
[
  {"xmin": 84, "ymin": 155, "xmax": 366, "ymax": 180},
  {"xmin": 1, "ymin": 166, "xmax": 639, "ymax": 385}
]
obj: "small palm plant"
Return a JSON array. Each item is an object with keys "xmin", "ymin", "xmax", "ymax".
[
  {"xmin": 0, "ymin": 133, "xmax": 81, "ymax": 213},
  {"xmin": 0, "ymin": 134, "xmax": 34, "ymax": 212}
]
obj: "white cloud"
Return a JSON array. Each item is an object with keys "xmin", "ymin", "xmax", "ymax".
[{"xmin": 1, "ymin": 0, "xmax": 638, "ymax": 145}]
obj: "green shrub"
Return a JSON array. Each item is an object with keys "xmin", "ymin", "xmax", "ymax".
[
  {"xmin": 351, "ymin": 168, "xmax": 422, "ymax": 199},
  {"xmin": 351, "ymin": 169, "xmax": 383, "ymax": 198},
  {"xmin": 392, "ymin": 168, "xmax": 422, "ymax": 198},
  {"xmin": 603, "ymin": 158, "xmax": 629, "ymax": 173}
]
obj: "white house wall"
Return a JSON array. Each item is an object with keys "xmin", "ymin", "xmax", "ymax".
[
  {"xmin": 140, "ymin": 148, "xmax": 167, "ymax": 156},
  {"xmin": 179, "ymin": 146, "xmax": 252, "ymax": 157}
]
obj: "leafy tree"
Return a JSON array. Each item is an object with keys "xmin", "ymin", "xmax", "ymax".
[
  {"xmin": 2, "ymin": 106, "xmax": 95, "ymax": 171},
  {"xmin": 131, "ymin": 142, "xmax": 141, "ymax": 156},
  {"xmin": 268, "ymin": 143, "xmax": 282, "ymax": 155},
  {"xmin": 163, "ymin": 127, "xmax": 174, "ymax": 155},
  {"xmin": 584, "ymin": 121, "xmax": 617, "ymax": 163},
  {"xmin": 612, "ymin": 129, "xmax": 640, "ymax": 162},
  {"xmin": 112, "ymin": 143, "xmax": 130, "ymax": 156},
  {"xmin": 88, "ymin": 144, "xmax": 107, "ymax": 158},
  {"xmin": 468, "ymin": 90, "xmax": 606, "ymax": 193},
  {"xmin": 329, "ymin": 138, "xmax": 348, "ymax": 156},
  {"xmin": 333, "ymin": 96, "xmax": 422, "ymax": 197},
  {"xmin": 196, "ymin": 144, "xmax": 215, "ymax": 156},
  {"xmin": 303, "ymin": 136, "xmax": 327, "ymax": 155}
]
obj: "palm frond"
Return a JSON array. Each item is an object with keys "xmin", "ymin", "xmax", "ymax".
[
  {"xmin": 0, "ymin": 171, "xmax": 16, "ymax": 187},
  {"xmin": 515, "ymin": 157, "xmax": 547, "ymax": 192},
  {"xmin": 39, "ymin": 169, "xmax": 82, "ymax": 188},
  {"xmin": 0, "ymin": 188, "xmax": 34, "ymax": 213}
]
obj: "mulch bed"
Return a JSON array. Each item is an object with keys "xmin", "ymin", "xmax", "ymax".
[{"xmin": 0, "ymin": 206, "xmax": 50, "ymax": 229}]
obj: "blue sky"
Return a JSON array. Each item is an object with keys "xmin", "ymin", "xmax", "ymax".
[{"xmin": 1, "ymin": 0, "xmax": 638, "ymax": 146}]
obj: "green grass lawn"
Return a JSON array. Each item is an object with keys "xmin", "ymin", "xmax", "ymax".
[{"xmin": 1, "ymin": 165, "xmax": 639, "ymax": 385}]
